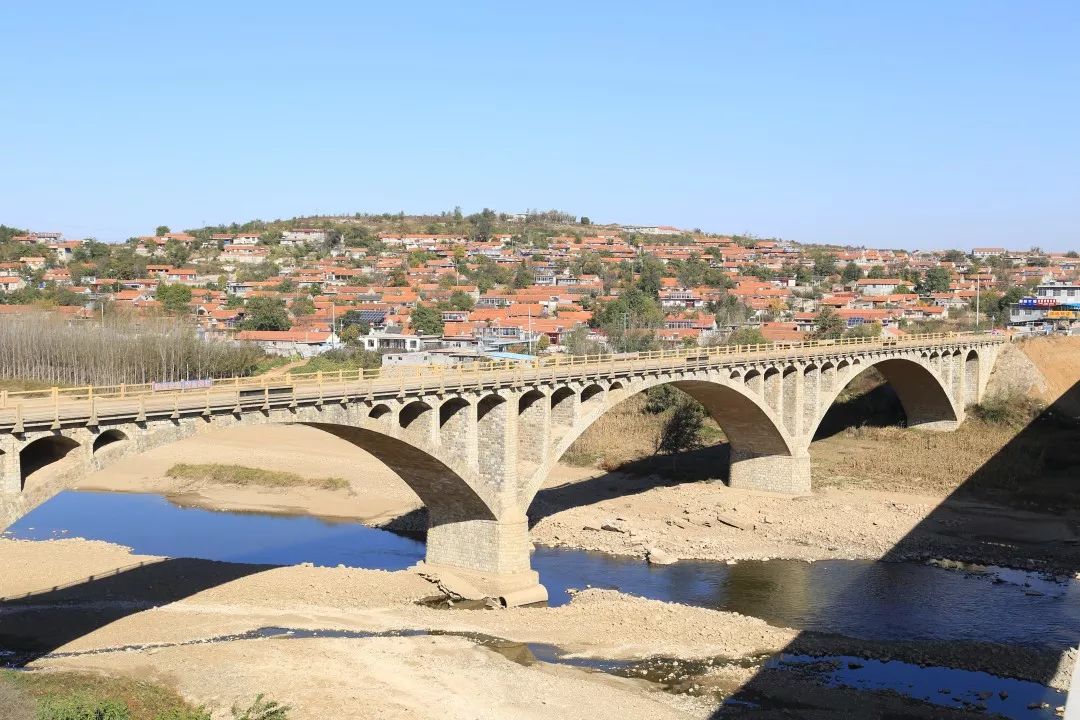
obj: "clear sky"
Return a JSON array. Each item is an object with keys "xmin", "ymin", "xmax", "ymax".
[{"xmin": 2, "ymin": 2, "xmax": 1078, "ymax": 249}]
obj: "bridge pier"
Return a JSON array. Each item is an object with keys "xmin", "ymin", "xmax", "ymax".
[
  {"xmin": 728, "ymin": 451, "xmax": 811, "ymax": 495},
  {"xmin": 421, "ymin": 513, "xmax": 542, "ymax": 600},
  {"xmin": 0, "ymin": 434, "xmax": 19, "ymax": 494}
]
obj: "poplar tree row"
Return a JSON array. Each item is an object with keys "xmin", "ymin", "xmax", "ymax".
[{"xmin": 0, "ymin": 312, "xmax": 266, "ymax": 387}]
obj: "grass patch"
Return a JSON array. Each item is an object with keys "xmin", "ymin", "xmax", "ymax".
[
  {"xmin": 0, "ymin": 669, "xmax": 208, "ymax": 720},
  {"xmin": 166, "ymin": 463, "xmax": 349, "ymax": 492},
  {"xmin": 560, "ymin": 450, "xmax": 603, "ymax": 467},
  {"xmin": 251, "ymin": 355, "xmax": 294, "ymax": 375},
  {"xmin": 0, "ymin": 378, "xmax": 63, "ymax": 392}
]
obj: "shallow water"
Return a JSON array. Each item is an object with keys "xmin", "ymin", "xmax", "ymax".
[
  {"xmin": 8, "ymin": 490, "xmax": 1080, "ymax": 652},
  {"xmin": 770, "ymin": 654, "xmax": 1067, "ymax": 719}
]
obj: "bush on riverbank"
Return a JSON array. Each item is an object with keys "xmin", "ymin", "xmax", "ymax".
[
  {"xmin": 971, "ymin": 390, "xmax": 1044, "ymax": 427},
  {"xmin": 290, "ymin": 347, "xmax": 382, "ymax": 376},
  {"xmin": 166, "ymin": 463, "xmax": 349, "ymax": 491}
]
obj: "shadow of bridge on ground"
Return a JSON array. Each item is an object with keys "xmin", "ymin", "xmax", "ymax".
[{"xmin": 0, "ymin": 558, "xmax": 274, "ymax": 667}]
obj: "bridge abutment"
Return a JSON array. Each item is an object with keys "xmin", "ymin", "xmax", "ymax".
[{"xmin": 728, "ymin": 452, "xmax": 811, "ymax": 495}]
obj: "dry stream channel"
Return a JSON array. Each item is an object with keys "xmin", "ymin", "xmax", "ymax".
[{"xmin": 4, "ymin": 490, "xmax": 1078, "ymax": 718}]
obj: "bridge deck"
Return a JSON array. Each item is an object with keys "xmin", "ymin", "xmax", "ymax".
[{"xmin": 0, "ymin": 332, "xmax": 1003, "ymax": 432}]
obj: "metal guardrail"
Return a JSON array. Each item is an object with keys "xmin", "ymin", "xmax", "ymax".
[{"xmin": 0, "ymin": 331, "xmax": 1002, "ymax": 430}]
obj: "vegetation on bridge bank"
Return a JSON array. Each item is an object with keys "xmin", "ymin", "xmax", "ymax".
[{"xmin": 165, "ymin": 463, "xmax": 350, "ymax": 492}]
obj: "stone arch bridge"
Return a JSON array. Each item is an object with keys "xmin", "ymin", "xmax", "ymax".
[{"xmin": 0, "ymin": 333, "xmax": 1003, "ymax": 598}]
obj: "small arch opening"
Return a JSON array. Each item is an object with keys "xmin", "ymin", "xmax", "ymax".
[
  {"xmin": 369, "ymin": 404, "xmax": 391, "ymax": 420},
  {"xmin": 580, "ymin": 384, "xmax": 605, "ymax": 404},
  {"xmin": 550, "ymin": 386, "xmax": 575, "ymax": 410},
  {"xmin": 399, "ymin": 401, "xmax": 432, "ymax": 430},
  {"xmin": 20, "ymin": 435, "xmax": 81, "ymax": 486},
  {"xmin": 518, "ymin": 390, "xmax": 546, "ymax": 415},
  {"xmin": 477, "ymin": 394, "xmax": 506, "ymax": 422},
  {"xmin": 92, "ymin": 429, "xmax": 127, "ymax": 453},
  {"xmin": 439, "ymin": 398, "xmax": 470, "ymax": 427}
]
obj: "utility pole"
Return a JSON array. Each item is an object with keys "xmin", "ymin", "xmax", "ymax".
[{"xmin": 331, "ymin": 302, "xmax": 337, "ymax": 347}]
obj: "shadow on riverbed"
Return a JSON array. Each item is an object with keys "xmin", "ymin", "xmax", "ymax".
[
  {"xmin": 713, "ymin": 379, "xmax": 1080, "ymax": 718},
  {"xmin": 0, "ymin": 558, "xmax": 275, "ymax": 667}
]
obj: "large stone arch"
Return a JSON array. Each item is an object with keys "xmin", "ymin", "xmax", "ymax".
[
  {"xmin": 805, "ymin": 356, "xmax": 960, "ymax": 441},
  {"xmin": 2, "ymin": 405, "xmax": 497, "ymax": 530},
  {"xmin": 521, "ymin": 373, "xmax": 799, "ymax": 506}
]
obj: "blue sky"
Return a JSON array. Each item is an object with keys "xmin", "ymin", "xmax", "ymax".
[{"xmin": 2, "ymin": 2, "xmax": 1077, "ymax": 249}]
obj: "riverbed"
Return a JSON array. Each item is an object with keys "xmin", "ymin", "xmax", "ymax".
[{"xmin": 3, "ymin": 490, "xmax": 1076, "ymax": 718}]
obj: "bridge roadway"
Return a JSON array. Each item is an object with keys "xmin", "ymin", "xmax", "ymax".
[{"xmin": 0, "ymin": 332, "xmax": 1004, "ymax": 601}]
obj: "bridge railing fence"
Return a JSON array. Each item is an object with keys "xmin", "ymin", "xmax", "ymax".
[{"xmin": 0, "ymin": 331, "xmax": 999, "ymax": 416}]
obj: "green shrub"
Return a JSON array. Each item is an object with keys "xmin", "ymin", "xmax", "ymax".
[
  {"xmin": 659, "ymin": 399, "xmax": 705, "ymax": 455},
  {"xmin": 37, "ymin": 696, "xmax": 130, "ymax": 720},
  {"xmin": 643, "ymin": 385, "xmax": 681, "ymax": 414},
  {"xmin": 231, "ymin": 694, "xmax": 289, "ymax": 720}
]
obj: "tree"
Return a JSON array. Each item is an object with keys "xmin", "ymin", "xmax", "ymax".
[
  {"xmin": 513, "ymin": 262, "xmax": 533, "ymax": 289},
  {"xmin": 291, "ymin": 296, "xmax": 316, "ymax": 316},
  {"xmin": 844, "ymin": 321, "xmax": 882, "ymax": 339},
  {"xmin": 658, "ymin": 399, "xmax": 705, "ymax": 458},
  {"xmin": 338, "ymin": 310, "xmax": 371, "ymax": 340},
  {"xmin": 812, "ymin": 306, "xmax": 845, "ymax": 339},
  {"xmin": 580, "ymin": 216, "xmax": 591, "ymax": 225},
  {"xmin": 239, "ymin": 297, "xmax": 290, "ymax": 331},
  {"xmin": 469, "ymin": 207, "xmax": 497, "ymax": 241},
  {"xmin": 155, "ymin": 283, "xmax": 192, "ymax": 316},
  {"xmin": 563, "ymin": 325, "xmax": 605, "ymax": 356},
  {"xmin": 942, "ymin": 249, "xmax": 968, "ymax": 263},
  {"xmin": 447, "ymin": 290, "xmax": 475, "ymax": 311},
  {"xmin": 155, "ymin": 225, "xmax": 170, "ymax": 237},
  {"xmin": 594, "ymin": 286, "xmax": 664, "ymax": 352},
  {"xmin": 727, "ymin": 326, "xmax": 767, "ymax": 346},
  {"xmin": 988, "ymin": 285, "xmax": 1027, "ymax": 326},
  {"xmin": 867, "ymin": 265, "xmax": 886, "ymax": 279},
  {"xmin": 1067, "ymin": 251, "xmax": 1079, "ymax": 259},
  {"xmin": 812, "ymin": 252, "xmax": 838, "ymax": 277},
  {"xmin": 841, "ymin": 261, "xmax": 863, "ymax": 283},
  {"xmin": 919, "ymin": 267, "xmax": 952, "ymax": 294},
  {"xmin": 644, "ymin": 384, "xmax": 682, "ymax": 413},
  {"xmin": 410, "ymin": 304, "xmax": 444, "ymax": 335},
  {"xmin": 637, "ymin": 253, "xmax": 665, "ymax": 297},
  {"xmin": 164, "ymin": 239, "xmax": 190, "ymax": 266}
]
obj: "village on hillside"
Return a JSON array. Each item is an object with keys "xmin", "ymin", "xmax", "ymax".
[{"xmin": 0, "ymin": 210, "xmax": 1076, "ymax": 371}]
